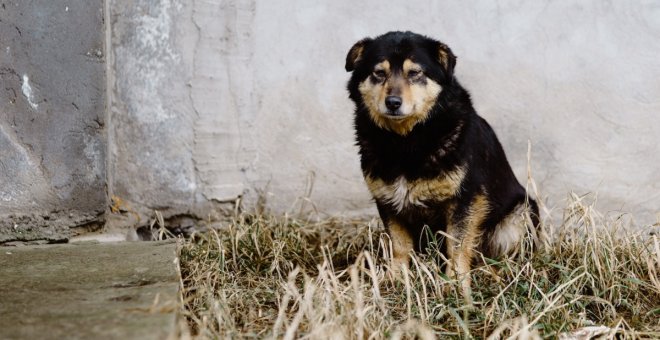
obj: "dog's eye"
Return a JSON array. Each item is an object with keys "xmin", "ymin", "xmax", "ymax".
[
  {"xmin": 373, "ymin": 70, "xmax": 387, "ymax": 79},
  {"xmin": 408, "ymin": 70, "xmax": 422, "ymax": 78}
]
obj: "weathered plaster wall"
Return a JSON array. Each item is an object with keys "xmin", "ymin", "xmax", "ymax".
[
  {"xmin": 108, "ymin": 0, "xmax": 264, "ymax": 229},
  {"xmin": 106, "ymin": 0, "xmax": 199, "ymax": 228},
  {"xmin": 109, "ymin": 1, "xmax": 659, "ymax": 226},
  {"xmin": 0, "ymin": 0, "xmax": 106, "ymax": 242}
]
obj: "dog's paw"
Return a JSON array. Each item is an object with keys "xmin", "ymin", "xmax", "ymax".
[{"xmin": 384, "ymin": 258, "xmax": 409, "ymax": 283}]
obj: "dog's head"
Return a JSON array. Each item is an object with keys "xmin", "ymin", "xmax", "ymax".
[{"xmin": 346, "ymin": 31, "xmax": 456, "ymax": 135}]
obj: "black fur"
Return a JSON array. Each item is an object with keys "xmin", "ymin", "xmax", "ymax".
[{"xmin": 346, "ymin": 31, "xmax": 539, "ymax": 256}]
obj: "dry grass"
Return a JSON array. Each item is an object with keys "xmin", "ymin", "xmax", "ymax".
[{"xmin": 177, "ymin": 193, "xmax": 659, "ymax": 339}]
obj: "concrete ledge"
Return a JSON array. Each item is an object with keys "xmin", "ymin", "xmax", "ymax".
[{"xmin": 0, "ymin": 241, "xmax": 179, "ymax": 340}]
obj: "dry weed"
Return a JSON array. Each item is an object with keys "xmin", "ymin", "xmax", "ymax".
[{"xmin": 178, "ymin": 194, "xmax": 659, "ymax": 339}]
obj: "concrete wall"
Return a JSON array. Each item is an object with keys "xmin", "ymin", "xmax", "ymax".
[
  {"xmin": 3, "ymin": 0, "xmax": 657, "ymax": 242},
  {"xmin": 0, "ymin": 0, "xmax": 106, "ymax": 242},
  {"xmin": 108, "ymin": 0, "xmax": 659, "ymax": 226},
  {"xmin": 106, "ymin": 0, "xmax": 199, "ymax": 228}
]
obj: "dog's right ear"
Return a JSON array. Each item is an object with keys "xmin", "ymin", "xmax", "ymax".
[
  {"xmin": 435, "ymin": 42, "xmax": 456, "ymax": 81},
  {"xmin": 345, "ymin": 38, "xmax": 372, "ymax": 72}
]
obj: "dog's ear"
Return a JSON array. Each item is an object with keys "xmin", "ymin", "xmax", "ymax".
[
  {"xmin": 435, "ymin": 41, "xmax": 456, "ymax": 81},
  {"xmin": 345, "ymin": 38, "xmax": 372, "ymax": 72}
]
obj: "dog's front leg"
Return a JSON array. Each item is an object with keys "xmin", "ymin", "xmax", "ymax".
[
  {"xmin": 444, "ymin": 224, "xmax": 478, "ymax": 305},
  {"xmin": 386, "ymin": 220, "xmax": 413, "ymax": 275},
  {"xmin": 444, "ymin": 194, "xmax": 489, "ymax": 305}
]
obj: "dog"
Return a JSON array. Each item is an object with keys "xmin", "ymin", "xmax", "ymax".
[{"xmin": 345, "ymin": 31, "xmax": 539, "ymax": 301}]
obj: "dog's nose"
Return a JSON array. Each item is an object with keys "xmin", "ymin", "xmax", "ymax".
[{"xmin": 385, "ymin": 96, "xmax": 402, "ymax": 111}]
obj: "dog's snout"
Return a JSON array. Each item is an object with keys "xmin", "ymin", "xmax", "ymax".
[{"xmin": 385, "ymin": 96, "xmax": 402, "ymax": 111}]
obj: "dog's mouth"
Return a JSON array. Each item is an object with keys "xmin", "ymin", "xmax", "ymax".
[
  {"xmin": 381, "ymin": 106, "xmax": 416, "ymax": 120},
  {"xmin": 383, "ymin": 110, "xmax": 406, "ymax": 119}
]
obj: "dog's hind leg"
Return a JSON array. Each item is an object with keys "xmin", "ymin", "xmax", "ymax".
[{"xmin": 486, "ymin": 202, "xmax": 538, "ymax": 258}]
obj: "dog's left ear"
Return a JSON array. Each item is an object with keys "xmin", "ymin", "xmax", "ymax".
[
  {"xmin": 345, "ymin": 38, "xmax": 372, "ymax": 72},
  {"xmin": 434, "ymin": 41, "xmax": 456, "ymax": 81}
]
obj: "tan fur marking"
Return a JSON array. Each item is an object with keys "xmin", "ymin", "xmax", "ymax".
[
  {"xmin": 358, "ymin": 58, "xmax": 442, "ymax": 136},
  {"xmin": 388, "ymin": 220, "xmax": 413, "ymax": 273},
  {"xmin": 407, "ymin": 167, "xmax": 465, "ymax": 203},
  {"xmin": 374, "ymin": 60, "xmax": 390, "ymax": 73},
  {"xmin": 365, "ymin": 176, "xmax": 412, "ymax": 212},
  {"xmin": 409, "ymin": 79, "xmax": 441, "ymax": 127},
  {"xmin": 365, "ymin": 166, "xmax": 466, "ymax": 213},
  {"xmin": 438, "ymin": 48, "xmax": 449, "ymax": 70},
  {"xmin": 445, "ymin": 194, "xmax": 490, "ymax": 304},
  {"xmin": 402, "ymin": 59, "xmax": 422, "ymax": 75},
  {"xmin": 348, "ymin": 44, "xmax": 365, "ymax": 69},
  {"xmin": 358, "ymin": 79, "xmax": 383, "ymax": 127}
]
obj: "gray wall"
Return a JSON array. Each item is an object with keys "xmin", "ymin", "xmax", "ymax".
[
  {"xmin": 108, "ymin": 0, "xmax": 659, "ymax": 226},
  {"xmin": 0, "ymin": 0, "xmax": 106, "ymax": 242},
  {"xmin": 2, "ymin": 0, "xmax": 657, "ymax": 242},
  {"xmin": 107, "ymin": 0, "xmax": 199, "ymax": 228}
]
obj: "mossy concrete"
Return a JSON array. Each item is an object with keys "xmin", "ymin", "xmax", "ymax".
[{"xmin": 0, "ymin": 241, "xmax": 179, "ymax": 340}]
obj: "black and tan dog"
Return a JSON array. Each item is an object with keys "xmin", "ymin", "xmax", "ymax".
[{"xmin": 345, "ymin": 31, "xmax": 539, "ymax": 300}]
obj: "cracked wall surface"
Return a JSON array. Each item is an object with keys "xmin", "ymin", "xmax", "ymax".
[
  {"xmin": 0, "ymin": 0, "xmax": 106, "ymax": 242},
  {"xmin": 110, "ymin": 1, "xmax": 659, "ymax": 227}
]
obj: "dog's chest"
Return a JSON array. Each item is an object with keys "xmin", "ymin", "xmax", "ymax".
[{"xmin": 365, "ymin": 166, "xmax": 465, "ymax": 213}]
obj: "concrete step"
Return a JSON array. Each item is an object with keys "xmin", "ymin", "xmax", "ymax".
[{"xmin": 0, "ymin": 241, "xmax": 180, "ymax": 340}]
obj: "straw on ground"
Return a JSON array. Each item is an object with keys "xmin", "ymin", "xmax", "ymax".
[{"xmin": 177, "ymin": 193, "xmax": 659, "ymax": 339}]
